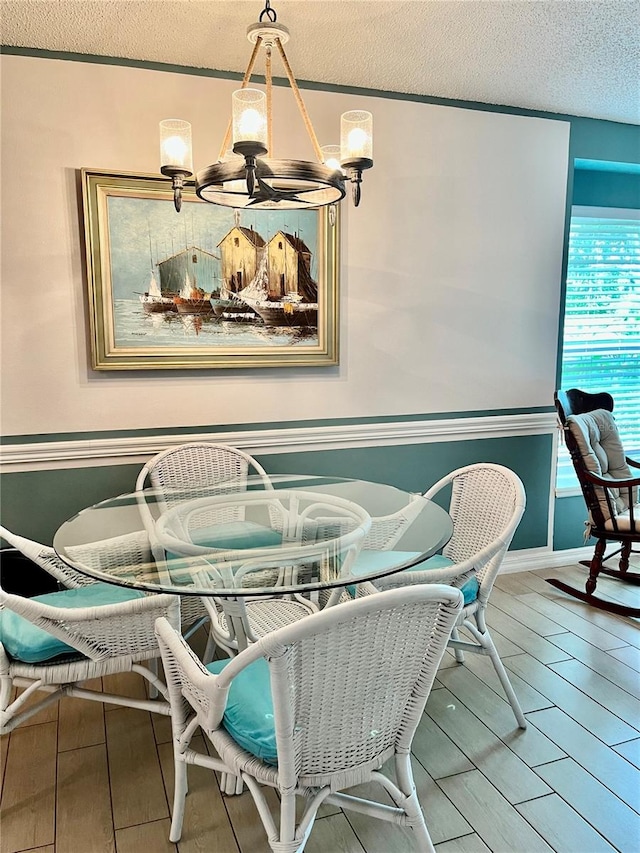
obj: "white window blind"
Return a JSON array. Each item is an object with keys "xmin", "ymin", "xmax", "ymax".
[{"xmin": 557, "ymin": 206, "xmax": 640, "ymax": 490}]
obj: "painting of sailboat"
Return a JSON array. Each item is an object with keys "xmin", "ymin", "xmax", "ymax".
[
  {"xmin": 81, "ymin": 169, "xmax": 338, "ymax": 369},
  {"xmin": 139, "ymin": 271, "xmax": 177, "ymax": 313},
  {"xmin": 173, "ymin": 272, "xmax": 214, "ymax": 315}
]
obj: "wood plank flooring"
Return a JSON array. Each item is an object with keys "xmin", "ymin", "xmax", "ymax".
[{"xmin": 1, "ymin": 562, "xmax": 639, "ymax": 853}]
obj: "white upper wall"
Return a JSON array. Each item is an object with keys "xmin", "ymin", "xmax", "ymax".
[{"xmin": 0, "ymin": 55, "xmax": 569, "ymax": 436}]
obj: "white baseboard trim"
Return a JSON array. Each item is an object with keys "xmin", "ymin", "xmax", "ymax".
[
  {"xmin": 501, "ymin": 545, "xmax": 593, "ymax": 574},
  {"xmin": 1, "ymin": 412, "xmax": 556, "ymax": 473}
]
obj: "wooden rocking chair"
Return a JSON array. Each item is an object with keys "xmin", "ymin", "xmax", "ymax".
[{"xmin": 548, "ymin": 389, "xmax": 640, "ymax": 617}]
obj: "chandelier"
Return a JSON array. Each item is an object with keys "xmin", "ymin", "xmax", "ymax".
[{"xmin": 159, "ymin": 1, "xmax": 373, "ymax": 213}]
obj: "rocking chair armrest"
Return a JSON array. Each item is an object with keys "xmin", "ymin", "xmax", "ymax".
[
  {"xmin": 626, "ymin": 456, "xmax": 640, "ymax": 471},
  {"xmin": 581, "ymin": 468, "xmax": 640, "ymax": 490}
]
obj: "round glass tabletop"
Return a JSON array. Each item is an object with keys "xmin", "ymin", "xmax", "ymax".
[{"xmin": 53, "ymin": 474, "xmax": 453, "ymax": 597}]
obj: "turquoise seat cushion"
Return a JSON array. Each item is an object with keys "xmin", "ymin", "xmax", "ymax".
[
  {"xmin": 350, "ymin": 551, "xmax": 479, "ymax": 605},
  {"xmin": 165, "ymin": 522, "xmax": 283, "ymax": 582},
  {"xmin": 0, "ymin": 583, "xmax": 145, "ymax": 664},
  {"xmin": 177, "ymin": 521, "xmax": 282, "ymax": 552},
  {"xmin": 206, "ymin": 656, "xmax": 277, "ymax": 765}
]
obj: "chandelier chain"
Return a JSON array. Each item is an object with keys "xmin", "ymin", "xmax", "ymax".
[{"xmin": 259, "ymin": 1, "xmax": 277, "ymax": 23}]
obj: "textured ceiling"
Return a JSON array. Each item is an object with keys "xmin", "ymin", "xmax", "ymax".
[{"xmin": 2, "ymin": 0, "xmax": 639, "ymax": 125}]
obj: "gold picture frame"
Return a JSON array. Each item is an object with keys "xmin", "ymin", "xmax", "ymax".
[{"xmin": 81, "ymin": 169, "xmax": 339, "ymax": 370}]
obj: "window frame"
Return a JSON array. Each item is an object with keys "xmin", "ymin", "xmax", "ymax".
[{"xmin": 556, "ymin": 205, "xmax": 640, "ymax": 496}]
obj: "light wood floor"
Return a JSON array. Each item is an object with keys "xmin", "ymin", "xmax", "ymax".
[{"xmin": 1, "ymin": 562, "xmax": 639, "ymax": 853}]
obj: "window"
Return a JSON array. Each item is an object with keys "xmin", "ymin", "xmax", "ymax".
[{"xmin": 557, "ymin": 206, "xmax": 640, "ymax": 490}]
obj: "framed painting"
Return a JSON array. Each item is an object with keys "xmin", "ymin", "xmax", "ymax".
[{"xmin": 81, "ymin": 168, "xmax": 339, "ymax": 369}]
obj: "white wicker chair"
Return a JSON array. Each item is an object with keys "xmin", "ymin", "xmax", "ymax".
[
  {"xmin": 0, "ymin": 525, "xmax": 180, "ymax": 735},
  {"xmin": 135, "ymin": 441, "xmax": 273, "ymax": 500},
  {"xmin": 136, "ymin": 442, "xmax": 269, "ymax": 648},
  {"xmin": 135, "ymin": 442, "xmax": 316, "ymax": 658},
  {"xmin": 369, "ymin": 463, "xmax": 527, "ymax": 729},
  {"xmin": 155, "ymin": 583, "xmax": 463, "ymax": 853}
]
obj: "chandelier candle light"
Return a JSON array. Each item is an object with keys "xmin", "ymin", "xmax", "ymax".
[{"xmin": 159, "ymin": 0, "xmax": 373, "ymax": 213}]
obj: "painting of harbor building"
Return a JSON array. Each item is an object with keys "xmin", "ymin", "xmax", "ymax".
[
  {"xmin": 218, "ymin": 226, "xmax": 265, "ymax": 294},
  {"xmin": 81, "ymin": 170, "xmax": 338, "ymax": 369},
  {"xmin": 157, "ymin": 246, "xmax": 219, "ymax": 294}
]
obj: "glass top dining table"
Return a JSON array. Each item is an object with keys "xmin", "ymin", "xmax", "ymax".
[{"xmin": 53, "ymin": 474, "xmax": 453, "ymax": 598}]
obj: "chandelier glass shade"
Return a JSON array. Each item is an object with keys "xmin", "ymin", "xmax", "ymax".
[{"xmin": 159, "ymin": 1, "xmax": 373, "ymax": 213}]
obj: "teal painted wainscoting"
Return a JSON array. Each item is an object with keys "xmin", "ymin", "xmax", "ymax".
[
  {"xmin": 553, "ymin": 494, "xmax": 592, "ymax": 551},
  {"xmin": 1, "ymin": 433, "xmax": 552, "ymax": 550},
  {"xmin": 259, "ymin": 435, "xmax": 551, "ymax": 553},
  {"xmin": 0, "ymin": 464, "xmax": 142, "ymax": 546}
]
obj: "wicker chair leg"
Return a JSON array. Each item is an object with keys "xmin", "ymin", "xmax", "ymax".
[
  {"xmin": 0, "ymin": 681, "xmax": 68, "ymax": 735},
  {"xmin": 485, "ymin": 639, "xmax": 527, "ymax": 729},
  {"xmin": 450, "ymin": 626, "xmax": 464, "ymax": 663},
  {"xmin": 169, "ymin": 757, "xmax": 188, "ymax": 843},
  {"xmin": 395, "ymin": 754, "xmax": 434, "ymax": 850},
  {"xmin": 203, "ymin": 629, "xmax": 217, "ymax": 665},
  {"xmin": 462, "ymin": 613, "xmax": 527, "ymax": 729},
  {"xmin": 0, "ymin": 677, "xmax": 11, "ymax": 714},
  {"xmin": 131, "ymin": 662, "xmax": 169, "ymax": 702},
  {"xmin": 147, "ymin": 658, "xmax": 160, "ymax": 699},
  {"xmin": 277, "ymin": 790, "xmax": 298, "ymax": 851},
  {"xmin": 220, "ymin": 771, "xmax": 244, "ymax": 795},
  {"xmin": 404, "ymin": 790, "xmax": 435, "ymax": 853}
]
